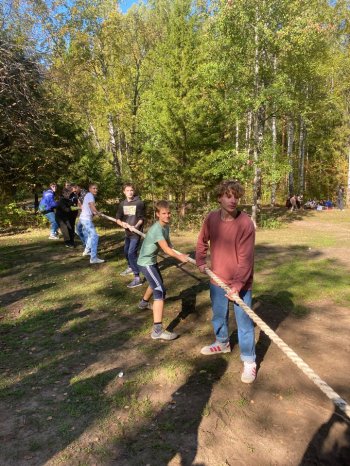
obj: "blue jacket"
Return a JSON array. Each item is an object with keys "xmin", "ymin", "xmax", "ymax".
[{"xmin": 40, "ymin": 189, "xmax": 58, "ymax": 212}]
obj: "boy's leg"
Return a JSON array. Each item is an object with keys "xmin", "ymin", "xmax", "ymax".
[
  {"xmin": 45, "ymin": 212, "xmax": 59, "ymax": 237},
  {"xmin": 233, "ymin": 290, "xmax": 255, "ymax": 362},
  {"xmin": 123, "ymin": 236, "xmax": 131, "ymax": 265},
  {"xmin": 127, "ymin": 237, "xmax": 140, "ymax": 275},
  {"xmin": 210, "ymin": 283, "xmax": 230, "ymax": 343},
  {"xmin": 126, "ymin": 237, "xmax": 142, "ymax": 287},
  {"xmin": 138, "ymin": 265, "xmax": 177, "ymax": 340}
]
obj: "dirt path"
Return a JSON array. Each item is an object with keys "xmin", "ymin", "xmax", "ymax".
[{"xmin": 0, "ymin": 211, "xmax": 349, "ymax": 465}]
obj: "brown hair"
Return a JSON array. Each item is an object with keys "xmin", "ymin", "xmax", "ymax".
[
  {"xmin": 155, "ymin": 200, "xmax": 170, "ymax": 213},
  {"xmin": 123, "ymin": 182, "xmax": 135, "ymax": 190},
  {"xmin": 215, "ymin": 180, "xmax": 244, "ymax": 199}
]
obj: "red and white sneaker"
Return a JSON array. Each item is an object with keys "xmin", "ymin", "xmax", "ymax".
[
  {"xmin": 200, "ymin": 341, "xmax": 231, "ymax": 355},
  {"xmin": 241, "ymin": 362, "xmax": 257, "ymax": 384}
]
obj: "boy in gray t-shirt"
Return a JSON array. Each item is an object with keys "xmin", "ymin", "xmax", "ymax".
[{"xmin": 137, "ymin": 200, "xmax": 188, "ymax": 340}]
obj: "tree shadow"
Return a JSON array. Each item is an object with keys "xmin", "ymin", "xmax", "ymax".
[
  {"xmin": 299, "ymin": 407, "xmax": 350, "ymax": 465},
  {"xmin": 114, "ymin": 358, "xmax": 228, "ymax": 465}
]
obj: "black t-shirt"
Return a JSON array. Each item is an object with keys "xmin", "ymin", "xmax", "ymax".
[{"xmin": 116, "ymin": 197, "xmax": 145, "ymax": 237}]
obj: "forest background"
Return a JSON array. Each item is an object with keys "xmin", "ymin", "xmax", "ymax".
[{"xmin": 1, "ymin": 0, "xmax": 350, "ymax": 227}]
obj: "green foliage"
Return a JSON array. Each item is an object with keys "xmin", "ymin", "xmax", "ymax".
[{"xmin": 0, "ymin": 203, "xmax": 47, "ymax": 229}]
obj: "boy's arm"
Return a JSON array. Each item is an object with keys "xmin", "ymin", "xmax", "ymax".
[
  {"xmin": 115, "ymin": 203, "xmax": 129, "ymax": 228},
  {"xmin": 157, "ymin": 239, "xmax": 188, "ymax": 263},
  {"xmin": 134, "ymin": 201, "xmax": 145, "ymax": 230},
  {"xmin": 196, "ymin": 215, "xmax": 210, "ymax": 272},
  {"xmin": 88, "ymin": 201, "xmax": 99, "ymax": 216}
]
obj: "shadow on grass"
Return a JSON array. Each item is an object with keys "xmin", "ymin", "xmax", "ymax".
[
  {"xmin": 166, "ymin": 282, "xmax": 208, "ymax": 332},
  {"xmin": 299, "ymin": 407, "xmax": 350, "ymax": 465},
  {"xmin": 114, "ymin": 358, "xmax": 228, "ymax": 466}
]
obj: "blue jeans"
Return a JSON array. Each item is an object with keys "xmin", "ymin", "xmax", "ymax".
[
  {"xmin": 124, "ymin": 236, "xmax": 140, "ymax": 275},
  {"xmin": 75, "ymin": 219, "xmax": 86, "ymax": 247},
  {"xmin": 80, "ymin": 219, "xmax": 99, "ymax": 260},
  {"xmin": 45, "ymin": 212, "xmax": 59, "ymax": 236},
  {"xmin": 210, "ymin": 283, "xmax": 255, "ymax": 362}
]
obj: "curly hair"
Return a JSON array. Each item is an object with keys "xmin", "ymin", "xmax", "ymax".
[{"xmin": 215, "ymin": 180, "xmax": 244, "ymax": 199}]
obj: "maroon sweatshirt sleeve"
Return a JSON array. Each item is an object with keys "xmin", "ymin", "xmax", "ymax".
[{"xmin": 196, "ymin": 213, "xmax": 211, "ymax": 266}]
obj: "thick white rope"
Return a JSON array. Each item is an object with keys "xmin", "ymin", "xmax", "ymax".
[{"xmin": 98, "ymin": 212, "xmax": 350, "ymax": 418}]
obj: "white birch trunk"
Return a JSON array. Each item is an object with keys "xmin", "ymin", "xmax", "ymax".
[
  {"xmin": 270, "ymin": 55, "xmax": 277, "ymax": 207},
  {"xmin": 287, "ymin": 118, "xmax": 294, "ymax": 196},
  {"xmin": 298, "ymin": 116, "xmax": 305, "ymax": 195},
  {"xmin": 108, "ymin": 114, "xmax": 121, "ymax": 178}
]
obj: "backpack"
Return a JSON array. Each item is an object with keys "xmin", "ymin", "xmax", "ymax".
[{"xmin": 38, "ymin": 198, "xmax": 47, "ymax": 213}]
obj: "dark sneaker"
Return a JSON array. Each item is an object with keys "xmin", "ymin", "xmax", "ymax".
[
  {"xmin": 127, "ymin": 277, "xmax": 143, "ymax": 288},
  {"xmin": 241, "ymin": 362, "xmax": 257, "ymax": 384},
  {"xmin": 151, "ymin": 329, "xmax": 178, "ymax": 340},
  {"xmin": 200, "ymin": 341, "xmax": 231, "ymax": 355},
  {"xmin": 120, "ymin": 267, "xmax": 133, "ymax": 276},
  {"xmin": 138, "ymin": 299, "xmax": 152, "ymax": 310}
]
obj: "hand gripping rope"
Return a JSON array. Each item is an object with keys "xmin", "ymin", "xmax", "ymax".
[{"xmin": 98, "ymin": 212, "xmax": 350, "ymax": 418}]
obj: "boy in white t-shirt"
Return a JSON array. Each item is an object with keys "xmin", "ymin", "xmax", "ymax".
[{"xmin": 80, "ymin": 183, "xmax": 104, "ymax": 264}]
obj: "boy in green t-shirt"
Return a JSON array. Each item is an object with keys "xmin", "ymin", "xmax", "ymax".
[{"xmin": 137, "ymin": 200, "xmax": 189, "ymax": 340}]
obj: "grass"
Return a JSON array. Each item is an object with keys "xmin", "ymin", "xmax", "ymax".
[{"xmin": 1, "ymin": 209, "xmax": 350, "ymax": 464}]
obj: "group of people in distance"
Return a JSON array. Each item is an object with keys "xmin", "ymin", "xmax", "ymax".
[
  {"xmin": 40, "ymin": 179, "xmax": 257, "ymax": 384},
  {"xmin": 39, "ymin": 182, "xmax": 104, "ymax": 264}
]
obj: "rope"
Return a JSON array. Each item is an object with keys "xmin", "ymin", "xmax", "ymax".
[{"xmin": 98, "ymin": 212, "xmax": 350, "ymax": 418}]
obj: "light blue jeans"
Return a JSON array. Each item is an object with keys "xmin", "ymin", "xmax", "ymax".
[
  {"xmin": 75, "ymin": 219, "xmax": 87, "ymax": 247},
  {"xmin": 210, "ymin": 283, "xmax": 255, "ymax": 362},
  {"xmin": 80, "ymin": 219, "xmax": 99, "ymax": 260},
  {"xmin": 44, "ymin": 212, "xmax": 59, "ymax": 236}
]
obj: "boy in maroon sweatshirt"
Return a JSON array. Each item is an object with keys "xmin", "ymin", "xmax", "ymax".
[{"xmin": 196, "ymin": 180, "xmax": 257, "ymax": 383}]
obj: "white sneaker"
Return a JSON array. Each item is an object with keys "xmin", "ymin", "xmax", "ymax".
[
  {"xmin": 49, "ymin": 234, "xmax": 59, "ymax": 240},
  {"xmin": 90, "ymin": 257, "xmax": 105, "ymax": 264},
  {"xmin": 200, "ymin": 341, "xmax": 231, "ymax": 355},
  {"xmin": 241, "ymin": 362, "xmax": 257, "ymax": 384},
  {"xmin": 82, "ymin": 249, "xmax": 91, "ymax": 256}
]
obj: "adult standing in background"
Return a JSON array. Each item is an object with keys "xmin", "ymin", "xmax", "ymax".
[
  {"xmin": 116, "ymin": 183, "xmax": 145, "ymax": 288},
  {"xmin": 39, "ymin": 182, "xmax": 59, "ymax": 240},
  {"xmin": 337, "ymin": 185, "xmax": 344, "ymax": 210},
  {"xmin": 80, "ymin": 183, "xmax": 104, "ymax": 264}
]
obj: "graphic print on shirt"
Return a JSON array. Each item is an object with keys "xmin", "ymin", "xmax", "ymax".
[{"xmin": 123, "ymin": 205, "xmax": 137, "ymax": 216}]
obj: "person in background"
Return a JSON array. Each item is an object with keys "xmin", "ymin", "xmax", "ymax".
[
  {"xmin": 337, "ymin": 185, "xmax": 344, "ymax": 210},
  {"xmin": 39, "ymin": 183, "xmax": 59, "ymax": 239},
  {"xmin": 55, "ymin": 187, "xmax": 75, "ymax": 248},
  {"xmin": 80, "ymin": 183, "xmax": 104, "ymax": 264},
  {"xmin": 116, "ymin": 183, "xmax": 145, "ymax": 288}
]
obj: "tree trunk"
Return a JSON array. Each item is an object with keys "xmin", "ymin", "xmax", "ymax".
[
  {"xmin": 251, "ymin": 8, "xmax": 263, "ymax": 228},
  {"xmin": 108, "ymin": 114, "xmax": 121, "ymax": 179},
  {"xmin": 246, "ymin": 111, "xmax": 252, "ymax": 157},
  {"xmin": 235, "ymin": 119, "xmax": 239, "ymax": 153},
  {"xmin": 88, "ymin": 120, "xmax": 101, "ymax": 150},
  {"xmin": 270, "ymin": 112, "xmax": 277, "ymax": 206},
  {"xmin": 298, "ymin": 116, "xmax": 305, "ymax": 195},
  {"xmin": 347, "ymin": 146, "xmax": 350, "ymax": 207},
  {"xmin": 270, "ymin": 55, "xmax": 277, "ymax": 207},
  {"xmin": 287, "ymin": 118, "xmax": 294, "ymax": 196}
]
